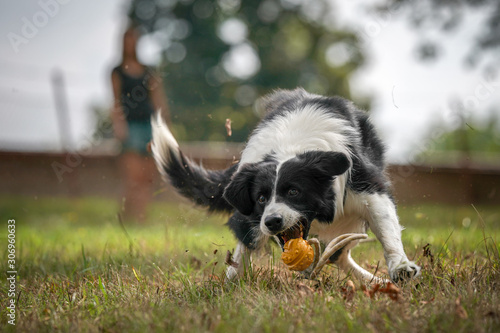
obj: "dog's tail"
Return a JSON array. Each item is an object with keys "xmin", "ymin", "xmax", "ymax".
[{"xmin": 151, "ymin": 113, "xmax": 237, "ymax": 213}]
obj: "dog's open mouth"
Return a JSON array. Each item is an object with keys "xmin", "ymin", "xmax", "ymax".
[{"xmin": 276, "ymin": 218, "xmax": 309, "ymax": 249}]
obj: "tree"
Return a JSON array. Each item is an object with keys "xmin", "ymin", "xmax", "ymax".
[
  {"xmin": 419, "ymin": 110, "xmax": 500, "ymax": 166},
  {"xmin": 127, "ymin": 0, "xmax": 367, "ymax": 142},
  {"xmin": 375, "ymin": 0, "xmax": 500, "ymax": 69},
  {"xmin": 434, "ymin": 114, "xmax": 500, "ymax": 152}
]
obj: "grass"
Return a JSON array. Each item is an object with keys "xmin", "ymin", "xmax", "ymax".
[{"xmin": 0, "ymin": 195, "xmax": 499, "ymax": 332}]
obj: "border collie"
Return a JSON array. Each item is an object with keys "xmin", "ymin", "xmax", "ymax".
[{"xmin": 151, "ymin": 88, "xmax": 421, "ymax": 283}]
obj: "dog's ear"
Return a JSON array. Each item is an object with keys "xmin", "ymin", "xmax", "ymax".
[
  {"xmin": 223, "ymin": 164, "xmax": 258, "ymax": 216},
  {"xmin": 298, "ymin": 151, "xmax": 350, "ymax": 178}
]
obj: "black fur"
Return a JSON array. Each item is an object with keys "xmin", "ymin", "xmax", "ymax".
[
  {"xmin": 328, "ymin": 246, "xmax": 344, "ymax": 263},
  {"xmin": 223, "ymin": 151, "xmax": 351, "ymax": 246},
  {"xmin": 223, "ymin": 161, "xmax": 279, "ymax": 249},
  {"xmin": 153, "ymin": 88, "xmax": 421, "ymax": 283},
  {"xmin": 276, "ymin": 151, "xmax": 350, "ymax": 224},
  {"xmin": 224, "ymin": 161, "xmax": 277, "ymax": 217},
  {"xmin": 164, "ymin": 148, "xmax": 238, "ymax": 213},
  {"xmin": 226, "ymin": 211, "xmax": 261, "ymax": 249},
  {"xmin": 155, "ymin": 88, "xmax": 391, "ymax": 250}
]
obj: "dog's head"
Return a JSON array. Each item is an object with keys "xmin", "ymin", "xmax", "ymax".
[{"xmin": 223, "ymin": 151, "xmax": 350, "ymax": 247}]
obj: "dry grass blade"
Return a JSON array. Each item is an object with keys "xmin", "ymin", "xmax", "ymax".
[
  {"xmin": 341, "ymin": 280, "xmax": 356, "ymax": 302},
  {"xmin": 455, "ymin": 297, "xmax": 468, "ymax": 319}
]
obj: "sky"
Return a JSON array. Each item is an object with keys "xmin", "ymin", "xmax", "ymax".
[
  {"xmin": 0, "ymin": 0, "xmax": 498, "ymax": 162},
  {"xmin": 0, "ymin": 0, "xmax": 127, "ymax": 152},
  {"xmin": 336, "ymin": 0, "xmax": 499, "ymax": 162}
]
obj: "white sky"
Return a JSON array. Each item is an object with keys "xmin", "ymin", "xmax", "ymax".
[
  {"xmin": 0, "ymin": 0, "xmax": 127, "ymax": 151},
  {"xmin": 337, "ymin": 1, "xmax": 500, "ymax": 162},
  {"xmin": 0, "ymin": 0, "xmax": 498, "ymax": 162}
]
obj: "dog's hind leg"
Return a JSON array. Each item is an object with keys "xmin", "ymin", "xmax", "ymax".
[
  {"xmin": 363, "ymin": 193, "xmax": 421, "ymax": 282},
  {"xmin": 309, "ymin": 234, "xmax": 388, "ymax": 284},
  {"xmin": 336, "ymin": 249, "xmax": 388, "ymax": 284}
]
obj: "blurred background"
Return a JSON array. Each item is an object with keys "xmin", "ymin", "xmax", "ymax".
[{"xmin": 1, "ymin": 0, "xmax": 499, "ymax": 205}]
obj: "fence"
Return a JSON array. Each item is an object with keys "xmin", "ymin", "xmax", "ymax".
[{"xmin": 1, "ymin": 145, "xmax": 499, "ymax": 205}]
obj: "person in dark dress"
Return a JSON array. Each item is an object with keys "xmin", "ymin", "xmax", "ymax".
[{"xmin": 111, "ymin": 26, "xmax": 170, "ymax": 222}]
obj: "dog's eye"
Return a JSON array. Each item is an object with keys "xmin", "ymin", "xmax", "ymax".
[
  {"xmin": 257, "ymin": 195, "xmax": 267, "ymax": 205},
  {"xmin": 288, "ymin": 188, "xmax": 299, "ymax": 197}
]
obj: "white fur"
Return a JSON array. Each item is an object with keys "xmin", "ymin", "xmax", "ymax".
[
  {"xmin": 240, "ymin": 104, "xmax": 356, "ymax": 219},
  {"xmin": 337, "ymin": 251, "xmax": 387, "ymax": 284},
  {"xmin": 309, "ymin": 190, "xmax": 420, "ymax": 281},
  {"xmin": 151, "ymin": 113, "xmax": 180, "ymax": 179},
  {"xmin": 261, "ymin": 199, "xmax": 301, "ymax": 236},
  {"xmin": 240, "ymin": 104, "xmax": 356, "ymax": 166},
  {"xmin": 361, "ymin": 193, "xmax": 420, "ymax": 280},
  {"xmin": 309, "ymin": 214, "xmax": 367, "ymax": 247},
  {"xmin": 150, "ymin": 96, "xmax": 420, "ymax": 283},
  {"xmin": 227, "ymin": 103, "xmax": 405, "ymax": 282},
  {"xmin": 225, "ymin": 242, "xmax": 250, "ymax": 280}
]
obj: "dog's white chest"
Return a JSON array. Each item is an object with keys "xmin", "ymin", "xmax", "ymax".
[{"xmin": 309, "ymin": 215, "xmax": 367, "ymax": 245}]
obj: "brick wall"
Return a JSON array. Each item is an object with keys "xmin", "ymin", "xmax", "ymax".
[{"xmin": 1, "ymin": 148, "xmax": 499, "ymax": 205}]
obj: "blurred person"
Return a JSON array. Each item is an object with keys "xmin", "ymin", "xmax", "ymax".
[{"xmin": 111, "ymin": 25, "xmax": 170, "ymax": 223}]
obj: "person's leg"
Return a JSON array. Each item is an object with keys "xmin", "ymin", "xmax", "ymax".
[
  {"xmin": 121, "ymin": 152, "xmax": 153, "ymax": 223},
  {"xmin": 133, "ymin": 155, "xmax": 156, "ymax": 222}
]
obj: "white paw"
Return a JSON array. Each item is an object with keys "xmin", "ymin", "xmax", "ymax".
[
  {"xmin": 225, "ymin": 266, "xmax": 238, "ymax": 282},
  {"xmin": 389, "ymin": 260, "xmax": 421, "ymax": 282}
]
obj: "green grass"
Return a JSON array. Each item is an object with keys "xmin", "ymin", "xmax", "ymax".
[{"xmin": 1, "ymin": 196, "xmax": 499, "ymax": 332}]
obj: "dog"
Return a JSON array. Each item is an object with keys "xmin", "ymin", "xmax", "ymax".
[{"xmin": 151, "ymin": 88, "xmax": 421, "ymax": 283}]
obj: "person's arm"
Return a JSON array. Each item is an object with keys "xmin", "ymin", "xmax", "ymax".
[
  {"xmin": 148, "ymin": 69, "xmax": 171, "ymax": 125},
  {"xmin": 110, "ymin": 69, "xmax": 128, "ymax": 141}
]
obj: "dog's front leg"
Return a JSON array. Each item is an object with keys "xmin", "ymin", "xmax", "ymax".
[
  {"xmin": 364, "ymin": 193, "xmax": 421, "ymax": 282},
  {"xmin": 225, "ymin": 241, "xmax": 252, "ymax": 281}
]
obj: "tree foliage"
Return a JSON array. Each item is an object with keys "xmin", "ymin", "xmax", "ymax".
[
  {"xmin": 375, "ymin": 0, "xmax": 500, "ymax": 69},
  {"xmin": 432, "ymin": 114, "xmax": 500, "ymax": 154},
  {"xmin": 127, "ymin": 0, "xmax": 367, "ymax": 142},
  {"xmin": 419, "ymin": 111, "xmax": 500, "ymax": 167}
]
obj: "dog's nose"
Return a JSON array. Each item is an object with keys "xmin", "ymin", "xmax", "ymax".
[{"xmin": 264, "ymin": 214, "xmax": 283, "ymax": 233}]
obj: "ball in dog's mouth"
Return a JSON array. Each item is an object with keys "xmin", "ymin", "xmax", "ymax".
[
  {"xmin": 276, "ymin": 218, "xmax": 309, "ymax": 247},
  {"xmin": 279, "ymin": 220, "xmax": 314, "ymax": 271}
]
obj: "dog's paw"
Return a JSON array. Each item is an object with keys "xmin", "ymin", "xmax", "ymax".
[
  {"xmin": 225, "ymin": 266, "xmax": 238, "ymax": 282},
  {"xmin": 389, "ymin": 260, "xmax": 421, "ymax": 283}
]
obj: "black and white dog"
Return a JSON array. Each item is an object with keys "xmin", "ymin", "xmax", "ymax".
[{"xmin": 151, "ymin": 88, "xmax": 420, "ymax": 283}]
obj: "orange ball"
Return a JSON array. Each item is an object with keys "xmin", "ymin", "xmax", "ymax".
[{"xmin": 281, "ymin": 238, "xmax": 314, "ymax": 271}]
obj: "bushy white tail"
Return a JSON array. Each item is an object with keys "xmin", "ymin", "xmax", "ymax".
[
  {"xmin": 151, "ymin": 112, "xmax": 180, "ymax": 180},
  {"xmin": 150, "ymin": 113, "xmax": 238, "ymax": 213}
]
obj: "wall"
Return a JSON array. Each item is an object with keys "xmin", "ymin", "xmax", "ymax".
[{"xmin": 1, "ymin": 148, "xmax": 499, "ymax": 205}]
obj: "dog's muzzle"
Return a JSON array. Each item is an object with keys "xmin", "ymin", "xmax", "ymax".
[{"xmin": 264, "ymin": 213, "xmax": 283, "ymax": 233}]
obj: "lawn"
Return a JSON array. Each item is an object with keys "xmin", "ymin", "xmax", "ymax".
[{"xmin": 1, "ymin": 196, "xmax": 499, "ymax": 332}]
